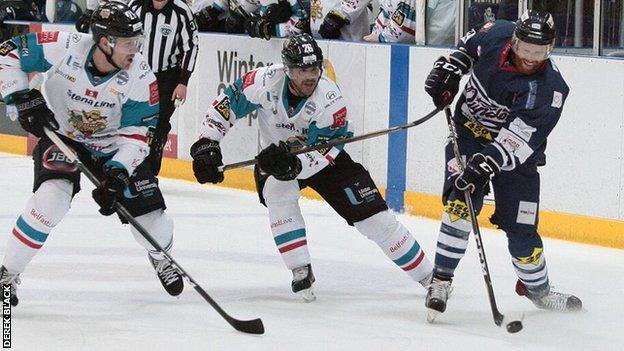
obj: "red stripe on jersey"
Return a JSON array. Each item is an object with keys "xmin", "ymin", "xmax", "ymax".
[
  {"xmin": 401, "ymin": 26, "xmax": 415, "ymax": 35},
  {"xmin": 402, "ymin": 250, "xmax": 425, "ymax": 271},
  {"xmin": 278, "ymin": 239, "xmax": 307, "ymax": 253},
  {"xmin": 12, "ymin": 228, "xmax": 42, "ymax": 249},
  {"xmin": 121, "ymin": 134, "xmax": 149, "ymax": 142}
]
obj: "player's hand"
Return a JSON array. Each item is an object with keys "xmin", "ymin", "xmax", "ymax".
[
  {"xmin": 12, "ymin": 89, "xmax": 59, "ymax": 138},
  {"xmin": 319, "ymin": 10, "xmax": 348, "ymax": 39},
  {"xmin": 75, "ymin": 10, "xmax": 93, "ymax": 33},
  {"xmin": 424, "ymin": 56, "xmax": 462, "ymax": 109},
  {"xmin": 256, "ymin": 141, "xmax": 301, "ymax": 181},
  {"xmin": 363, "ymin": 32, "xmax": 379, "ymax": 42},
  {"xmin": 92, "ymin": 167, "xmax": 130, "ymax": 216},
  {"xmin": 455, "ymin": 153, "xmax": 500, "ymax": 193},
  {"xmin": 265, "ymin": 0, "xmax": 292, "ymax": 24},
  {"xmin": 244, "ymin": 15, "xmax": 273, "ymax": 40},
  {"xmin": 190, "ymin": 138, "xmax": 224, "ymax": 184}
]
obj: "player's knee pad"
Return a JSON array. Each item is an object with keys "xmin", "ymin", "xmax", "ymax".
[
  {"xmin": 354, "ymin": 210, "xmax": 400, "ymax": 244},
  {"xmin": 263, "ymin": 177, "xmax": 300, "ymax": 205},
  {"xmin": 130, "ymin": 209, "xmax": 174, "ymax": 252},
  {"xmin": 24, "ymin": 179, "xmax": 73, "ymax": 229}
]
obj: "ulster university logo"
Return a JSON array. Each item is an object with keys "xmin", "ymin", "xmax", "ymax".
[{"xmin": 68, "ymin": 109, "xmax": 108, "ymax": 136}]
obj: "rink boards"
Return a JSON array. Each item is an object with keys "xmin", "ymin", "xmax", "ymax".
[{"xmin": 1, "ymin": 24, "xmax": 623, "ymax": 249}]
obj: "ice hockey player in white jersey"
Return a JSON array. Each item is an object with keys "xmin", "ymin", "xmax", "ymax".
[
  {"xmin": 309, "ymin": 0, "xmax": 371, "ymax": 41},
  {"xmin": 0, "ymin": 2, "xmax": 184, "ymax": 306},
  {"xmin": 190, "ymin": 33, "xmax": 433, "ymax": 302}
]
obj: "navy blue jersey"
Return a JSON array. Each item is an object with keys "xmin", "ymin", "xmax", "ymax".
[{"xmin": 449, "ymin": 20, "xmax": 569, "ymax": 170}]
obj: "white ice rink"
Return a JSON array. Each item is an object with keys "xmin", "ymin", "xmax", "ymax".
[{"xmin": 1, "ymin": 152, "xmax": 622, "ymax": 351}]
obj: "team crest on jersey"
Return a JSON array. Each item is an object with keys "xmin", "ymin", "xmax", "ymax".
[
  {"xmin": 68, "ymin": 109, "xmax": 108, "ymax": 136},
  {"xmin": 85, "ymin": 89, "xmax": 98, "ymax": 99},
  {"xmin": 463, "ymin": 120, "xmax": 493, "ymax": 141},
  {"xmin": 331, "ymin": 107, "xmax": 347, "ymax": 129},
  {"xmin": 213, "ymin": 97, "xmax": 231, "ymax": 120},
  {"xmin": 36, "ymin": 32, "xmax": 59, "ymax": 44},
  {"xmin": 0, "ymin": 41, "xmax": 17, "ymax": 56},
  {"xmin": 444, "ymin": 199, "xmax": 470, "ymax": 222},
  {"xmin": 391, "ymin": 6, "xmax": 406, "ymax": 26}
]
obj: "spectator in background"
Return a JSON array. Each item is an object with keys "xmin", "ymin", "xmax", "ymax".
[
  {"xmin": 242, "ymin": 0, "xmax": 310, "ymax": 40},
  {"xmin": 364, "ymin": 0, "xmax": 454, "ymax": 45},
  {"xmin": 0, "ymin": 0, "xmax": 45, "ymax": 21},
  {"xmin": 309, "ymin": 0, "xmax": 371, "ymax": 41},
  {"xmin": 54, "ymin": 0, "xmax": 83, "ymax": 22},
  {"xmin": 191, "ymin": 0, "xmax": 247, "ymax": 33}
]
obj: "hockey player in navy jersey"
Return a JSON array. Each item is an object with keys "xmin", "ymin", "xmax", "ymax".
[
  {"xmin": 191, "ymin": 33, "xmax": 433, "ymax": 302},
  {"xmin": 423, "ymin": 10, "xmax": 582, "ymax": 319},
  {"xmin": 0, "ymin": 2, "xmax": 184, "ymax": 306}
]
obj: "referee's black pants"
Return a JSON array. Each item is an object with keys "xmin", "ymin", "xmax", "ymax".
[{"xmin": 147, "ymin": 67, "xmax": 180, "ymax": 175}]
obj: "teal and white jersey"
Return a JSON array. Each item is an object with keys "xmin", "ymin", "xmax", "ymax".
[
  {"xmin": 199, "ymin": 64, "xmax": 353, "ymax": 179},
  {"xmin": 0, "ymin": 31, "xmax": 159, "ymax": 175}
]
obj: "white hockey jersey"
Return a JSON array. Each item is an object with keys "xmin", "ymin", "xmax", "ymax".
[
  {"xmin": 310, "ymin": 0, "xmax": 371, "ymax": 42},
  {"xmin": 199, "ymin": 64, "xmax": 354, "ymax": 179},
  {"xmin": 0, "ymin": 31, "xmax": 160, "ymax": 175}
]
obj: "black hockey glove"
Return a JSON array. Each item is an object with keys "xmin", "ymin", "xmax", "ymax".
[
  {"xmin": 75, "ymin": 9, "xmax": 93, "ymax": 33},
  {"xmin": 455, "ymin": 153, "xmax": 500, "ymax": 194},
  {"xmin": 256, "ymin": 141, "xmax": 302, "ymax": 181},
  {"xmin": 244, "ymin": 15, "xmax": 273, "ymax": 40},
  {"xmin": 265, "ymin": 0, "xmax": 292, "ymax": 24},
  {"xmin": 190, "ymin": 138, "xmax": 224, "ymax": 184},
  {"xmin": 13, "ymin": 89, "xmax": 59, "ymax": 138},
  {"xmin": 92, "ymin": 167, "xmax": 130, "ymax": 216},
  {"xmin": 424, "ymin": 56, "xmax": 462, "ymax": 109},
  {"xmin": 318, "ymin": 10, "xmax": 349, "ymax": 39},
  {"xmin": 196, "ymin": 6, "xmax": 225, "ymax": 32}
]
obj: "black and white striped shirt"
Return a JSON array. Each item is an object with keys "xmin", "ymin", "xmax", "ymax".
[{"xmin": 128, "ymin": 0, "xmax": 199, "ymax": 85}]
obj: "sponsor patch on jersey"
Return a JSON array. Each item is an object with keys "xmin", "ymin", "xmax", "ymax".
[
  {"xmin": 304, "ymin": 101, "xmax": 316, "ymax": 115},
  {"xmin": 391, "ymin": 3, "xmax": 407, "ymax": 26},
  {"xmin": 464, "ymin": 120, "xmax": 493, "ymax": 141},
  {"xmin": 116, "ymin": 71, "xmax": 129, "ymax": 85},
  {"xmin": 213, "ymin": 97, "xmax": 231, "ymax": 120},
  {"xmin": 326, "ymin": 90, "xmax": 337, "ymax": 100},
  {"xmin": 551, "ymin": 91, "xmax": 563, "ymax": 108},
  {"xmin": 71, "ymin": 33, "xmax": 81, "ymax": 43},
  {"xmin": 331, "ymin": 107, "xmax": 347, "ymax": 129},
  {"xmin": 85, "ymin": 89, "xmax": 98, "ymax": 99},
  {"xmin": 242, "ymin": 70, "xmax": 257, "ymax": 90},
  {"xmin": 140, "ymin": 61, "xmax": 150, "ymax": 71},
  {"xmin": 160, "ymin": 24, "xmax": 173, "ymax": 36},
  {"xmin": 508, "ymin": 117, "xmax": 536, "ymax": 142},
  {"xmin": 516, "ymin": 201, "xmax": 538, "ymax": 225},
  {"xmin": 0, "ymin": 40, "xmax": 17, "ymax": 56},
  {"xmin": 149, "ymin": 81, "xmax": 159, "ymax": 105},
  {"xmin": 36, "ymin": 32, "xmax": 59, "ymax": 44}
]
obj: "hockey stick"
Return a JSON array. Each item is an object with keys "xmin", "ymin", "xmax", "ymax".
[
  {"xmin": 219, "ymin": 107, "xmax": 440, "ymax": 171},
  {"xmin": 443, "ymin": 106, "xmax": 522, "ymax": 334},
  {"xmin": 43, "ymin": 128, "xmax": 265, "ymax": 335}
]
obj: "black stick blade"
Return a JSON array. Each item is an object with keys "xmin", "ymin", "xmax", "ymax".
[{"xmin": 230, "ymin": 317, "xmax": 265, "ymax": 334}]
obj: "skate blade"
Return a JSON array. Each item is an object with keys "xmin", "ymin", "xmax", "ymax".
[
  {"xmin": 296, "ymin": 287, "xmax": 316, "ymax": 302},
  {"xmin": 426, "ymin": 308, "xmax": 440, "ymax": 323}
]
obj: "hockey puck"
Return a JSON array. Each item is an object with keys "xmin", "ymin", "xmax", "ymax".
[{"xmin": 506, "ymin": 321, "xmax": 523, "ymax": 333}]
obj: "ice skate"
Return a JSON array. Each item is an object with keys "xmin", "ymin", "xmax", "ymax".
[
  {"xmin": 425, "ymin": 275, "xmax": 453, "ymax": 323},
  {"xmin": 516, "ymin": 280, "xmax": 582, "ymax": 312},
  {"xmin": 148, "ymin": 253, "xmax": 184, "ymax": 297},
  {"xmin": 291, "ymin": 264, "xmax": 316, "ymax": 302},
  {"xmin": 0, "ymin": 265, "xmax": 20, "ymax": 307}
]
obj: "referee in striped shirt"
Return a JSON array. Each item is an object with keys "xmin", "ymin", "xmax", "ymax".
[{"xmin": 127, "ymin": 0, "xmax": 199, "ymax": 175}]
